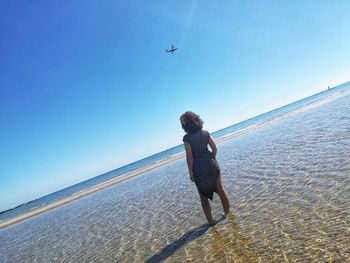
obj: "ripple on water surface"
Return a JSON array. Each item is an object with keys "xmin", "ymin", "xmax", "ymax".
[{"xmin": 1, "ymin": 94, "xmax": 350, "ymax": 262}]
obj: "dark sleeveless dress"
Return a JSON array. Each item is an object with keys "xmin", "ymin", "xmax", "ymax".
[{"xmin": 183, "ymin": 130, "xmax": 220, "ymax": 200}]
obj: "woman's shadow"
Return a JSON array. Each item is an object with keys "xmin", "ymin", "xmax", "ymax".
[
  {"xmin": 145, "ymin": 213, "xmax": 258, "ymax": 263},
  {"xmin": 144, "ymin": 224, "xmax": 211, "ymax": 262},
  {"xmin": 144, "ymin": 216, "xmax": 226, "ymax": 263}
]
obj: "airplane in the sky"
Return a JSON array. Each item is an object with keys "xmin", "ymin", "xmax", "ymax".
[{"xmin": 166, "ymin": 45, "xmax": 177, "ymax": 54}]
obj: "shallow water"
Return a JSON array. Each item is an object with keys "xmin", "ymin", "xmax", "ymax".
[
  {"xmin": 1, "ymin": 93, "xmax": 350, "ymax": 262},
  {"xmin": 2, "ymin": 84, "xmax": 348, "ymax": 223}
]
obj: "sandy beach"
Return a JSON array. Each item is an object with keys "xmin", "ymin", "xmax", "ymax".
[{"xmin": 1, "ymin": 89, "xmax": 349, "ymax": 229}]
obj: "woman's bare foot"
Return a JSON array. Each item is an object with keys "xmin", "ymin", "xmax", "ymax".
[{"xmin": 208, "ymin": 220, "xmax": 218, "ymax": 226}]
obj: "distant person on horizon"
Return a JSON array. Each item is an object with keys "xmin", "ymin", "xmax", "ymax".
[{"xmin": 180, "ymin": 111, "xmax": 230, "ymax": 226}]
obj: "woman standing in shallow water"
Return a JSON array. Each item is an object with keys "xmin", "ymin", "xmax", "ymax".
[{"xmin": 180, "ymin": 111, "xmax": 230, "ymax": 225}]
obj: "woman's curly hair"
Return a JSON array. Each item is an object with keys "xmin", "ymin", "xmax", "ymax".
[{"xmin": 180, "ymin": 111, "xmax": 204, "ymax": 134}]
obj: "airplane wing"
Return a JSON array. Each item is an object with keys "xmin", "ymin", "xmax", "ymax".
[{"xmin": 165, "ymin": 45, "xmax": 177, "ymax": 53}]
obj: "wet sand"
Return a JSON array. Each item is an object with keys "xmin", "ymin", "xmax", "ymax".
[{"xmin": 1, "ymin": 89, "xmax": 348, "ymax": 229}]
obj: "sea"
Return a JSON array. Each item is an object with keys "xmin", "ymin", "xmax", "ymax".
[
  {"xmin": 1, "ymin": 82, "xmax": 349, "ymax": 224},
  {"xmin": 0, "ymin": 82, "xmax": 349, "ymax": 262}
]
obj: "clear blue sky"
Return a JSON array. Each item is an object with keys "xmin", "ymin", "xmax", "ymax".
[{"xmin": 1, "ymin": 1, "xmax": 350, "ymax": 211}]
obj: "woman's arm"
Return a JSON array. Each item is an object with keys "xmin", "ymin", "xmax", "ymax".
[
  {"xmin": 208, "ymin": 136, "xmax": 217, "ymax": 159},
  {"xmin": 184, "ymin": 142, "xmax": 194, "ymax": 182}
]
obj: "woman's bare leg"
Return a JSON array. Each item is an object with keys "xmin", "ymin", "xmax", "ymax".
[
  {"xmin": 199, "ymin": 192, "xmax": 216, "ymax": 225},
  {"xmin": 216, "ymin": 176, "xmax": 230, "ymax": 214}
]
